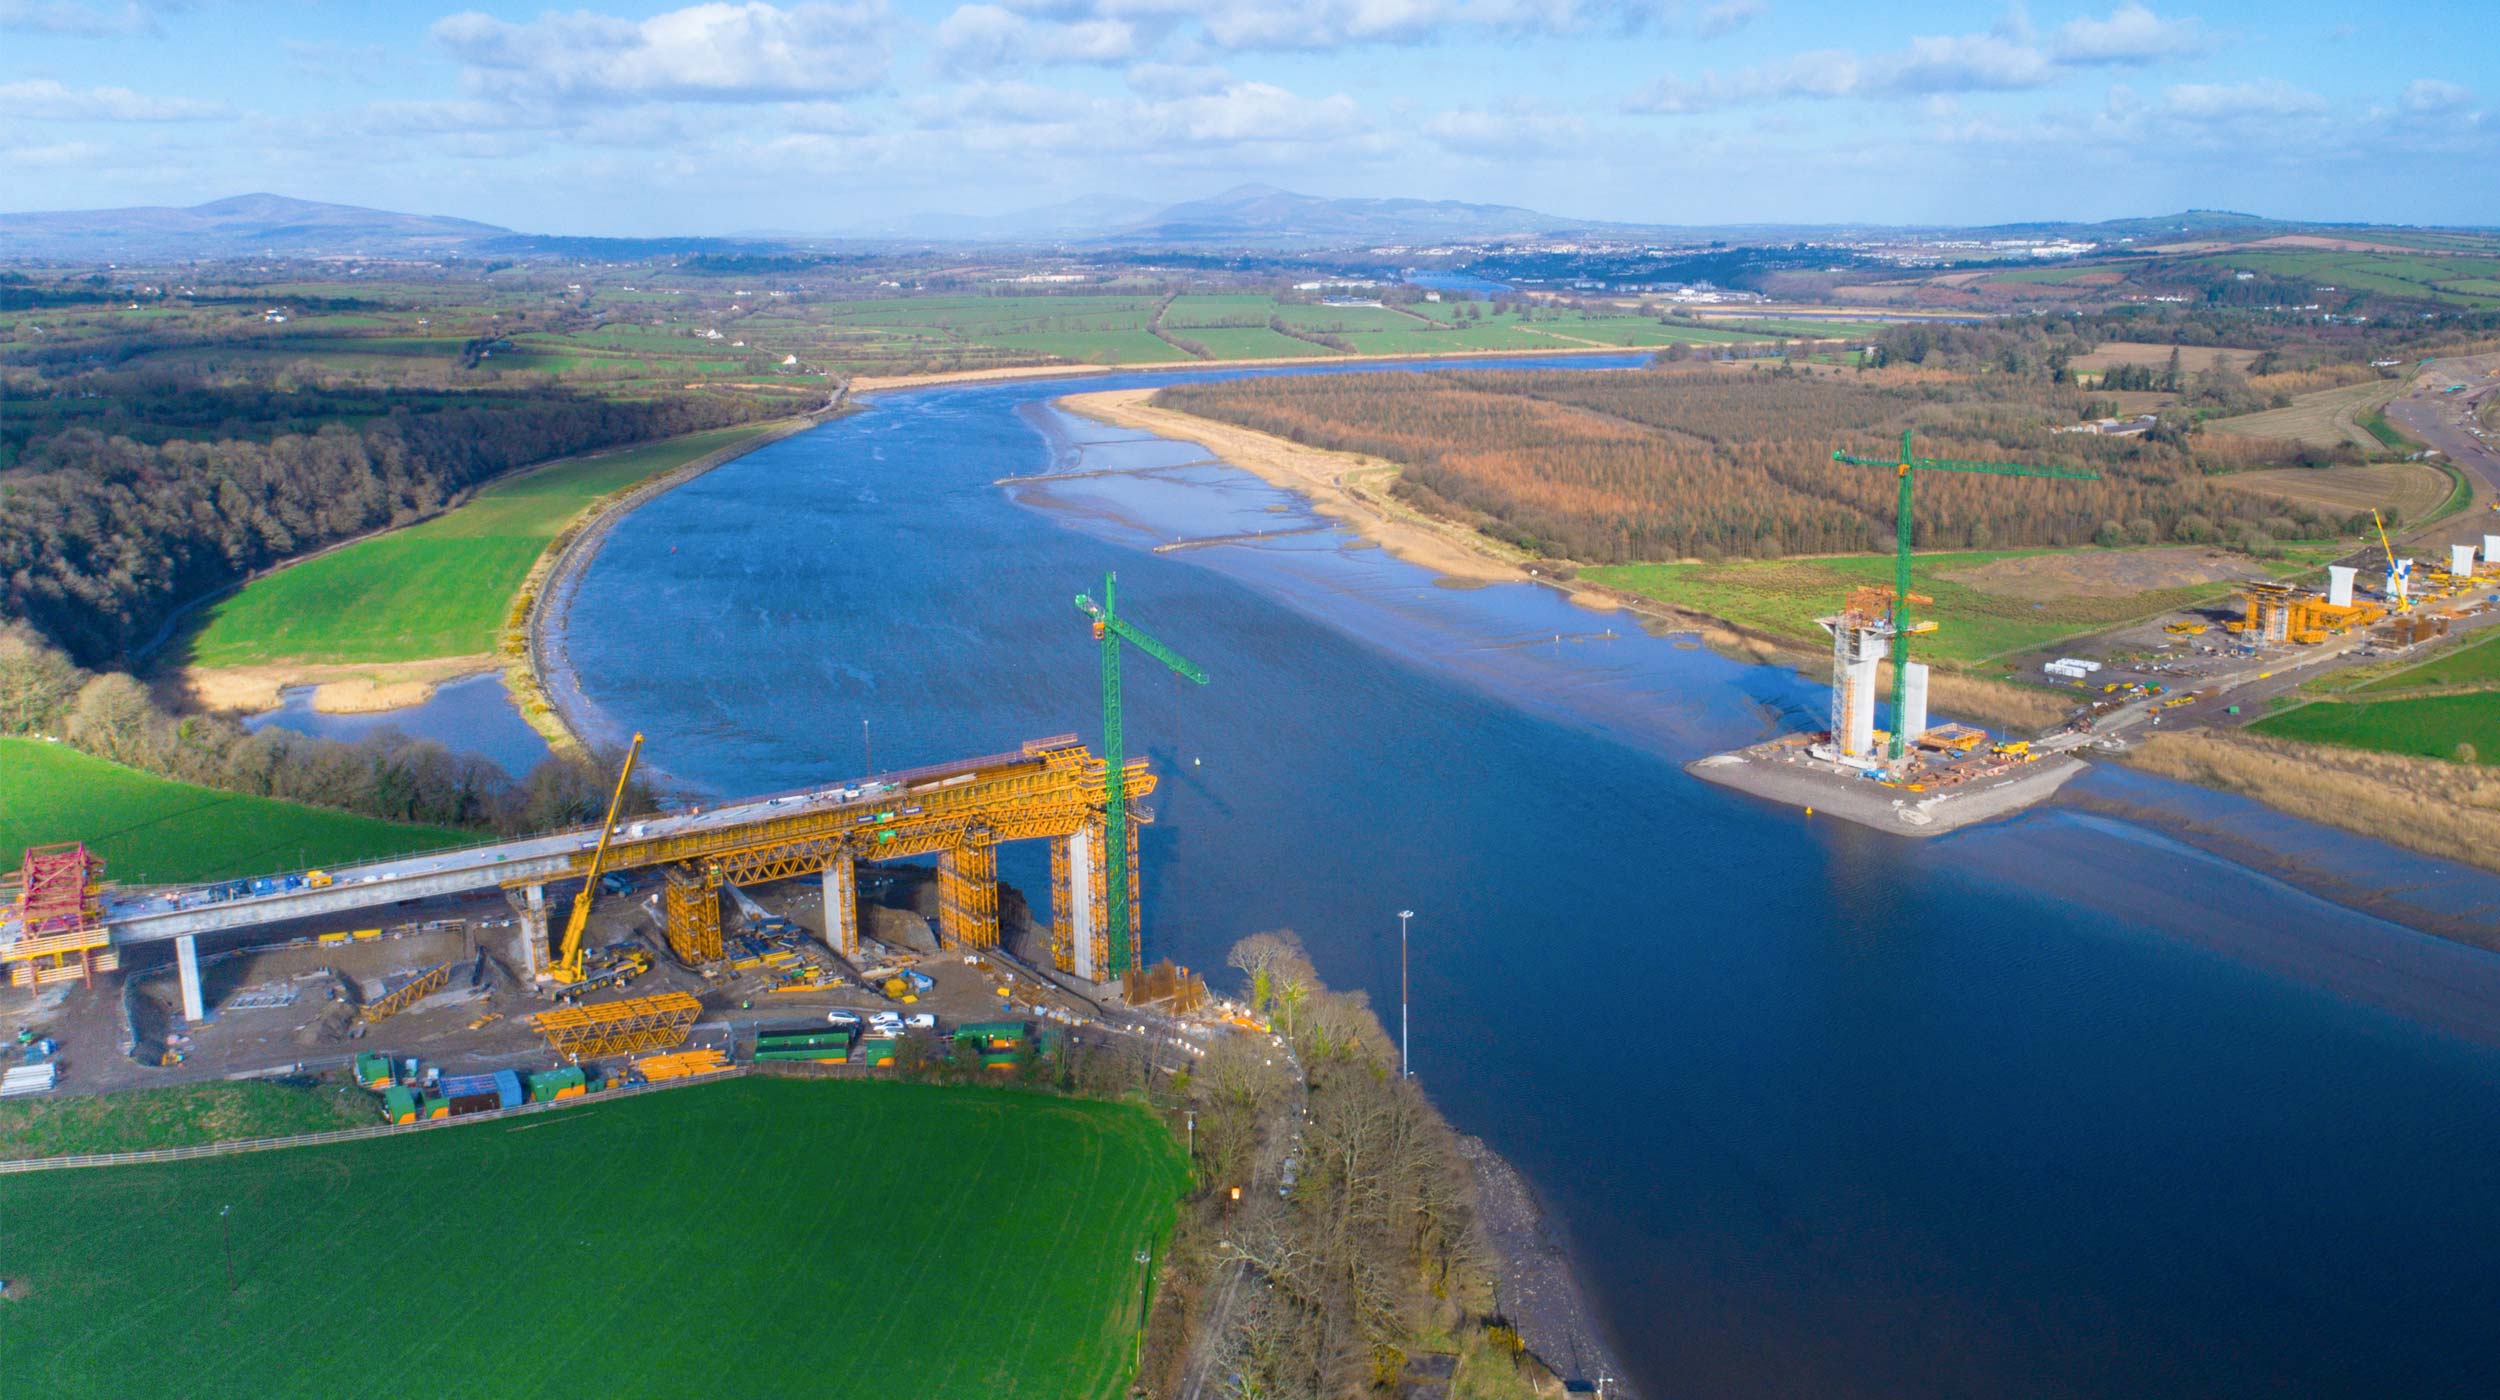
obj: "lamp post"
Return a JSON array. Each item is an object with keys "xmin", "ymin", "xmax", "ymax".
[
  {"xmin": 861, "ymin": 718, "xmax": 872, "ymax": 775},
  {"xmin": 1398, "ymin": 909, "xmax": 1414, "ymax": 1079}
]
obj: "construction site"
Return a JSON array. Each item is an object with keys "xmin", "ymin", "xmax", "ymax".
[
  {"xmin": 0, "ymin": 571, "xmax": 1251, "ymax": 1116},
  {"xmin": 1692, "ymin": 446, "xmax": 2500, "ymax": 835}
]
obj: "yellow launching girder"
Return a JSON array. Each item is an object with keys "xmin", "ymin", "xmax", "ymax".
[{"xmin": 530, "ymin": 990, "xmax": 702, "ymax": 1061}]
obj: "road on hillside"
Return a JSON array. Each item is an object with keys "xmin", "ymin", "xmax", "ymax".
[{"xmin": 2386, "ymin": 354, "xmax": 2500, "ymax": 509}]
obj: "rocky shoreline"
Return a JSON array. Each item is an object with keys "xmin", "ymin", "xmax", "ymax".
[{"xmin": 1458, "ymin": 1134, "xmax": 1638, "ymax": 1396}]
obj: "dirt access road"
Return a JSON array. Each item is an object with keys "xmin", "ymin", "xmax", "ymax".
[{"xmin": 2387, "ymin": 354, "xmax": 2500, "ymax": 517}]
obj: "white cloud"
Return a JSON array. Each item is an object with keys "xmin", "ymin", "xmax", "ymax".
[
  {"xmin": 935, "ymin": 4, "xmax": 1139, "ymax": 72},
  {"xmin": 1887, "ymin": 32, "xmax": 2050, "ymax": 93},
  {"xmin": 1695, "ymin": 0, "xmax": 1762, "ymax": 39},
  {"xmin": 1636, "ymin": 23, "xmax": 2064, "ymax": 112},
  {"xmin": 982, "ymin": 0, "xmax": 1660, "ymax": 53},
  {"xmin": 2401, "ymin": 78, "xmax": 2473, "ymax": 115},
  {"xmin": 2163, "ymin": 79, "xmax": 2325, "ymax": 120},
  {"xmin": 430, "ymin": 2, "xmax": 891, "ymax": 103},
  {"xmin": 1, "ymin": 138, "xmax": 107, "ymax": 166},
  {"xmin": 2050, "ymin": 4, "xmax": 2206, "ymax": 66},
  {"xmin": 1426, "ymin": 101, "xmax": 1587, "ymax": 157},
  {"xmin": 1125, "ymin": 61, "xmax": 1233, "ymax": 97},
  {"xmin": 0, "ymin": 78, "xmax": 231, "ymax": 121}
]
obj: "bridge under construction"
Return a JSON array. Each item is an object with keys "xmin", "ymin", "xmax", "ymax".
[{"xmin": 2, "ymin": 736, "xmax": 1160, "ymax": 1025}]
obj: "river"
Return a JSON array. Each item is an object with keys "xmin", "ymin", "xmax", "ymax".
[{"xmin": 556, "ymin": 360, "xmax": 2500, "ymax": 1399}]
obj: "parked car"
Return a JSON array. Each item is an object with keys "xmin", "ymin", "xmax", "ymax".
[
  {"xmin": 824, "ymin": 1011, "xmax": 862, "ymax": 1028},
  {"xmin": 868, "ymin": 1012, "xmax": 904, "ymax": 1032}
]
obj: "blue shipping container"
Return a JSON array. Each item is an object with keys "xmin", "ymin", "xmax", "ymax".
[
  {"xmin": 438, "ymin": 1073, "xmax": 498, "ymax": 1098},
  {"xmin": 493, "ymin": 1069, "xmax": 525, "ymax": 1109}
]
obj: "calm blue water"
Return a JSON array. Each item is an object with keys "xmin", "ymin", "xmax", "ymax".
[
  {"xmin": 243, "ymin": 671, "xmax": 550, "ymax": 780},
  {"xmin": 560, "ymin": 362, "xmax": 2500, "ymax": 1399}
]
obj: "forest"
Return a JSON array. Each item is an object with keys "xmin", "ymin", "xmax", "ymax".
[{"xmin": 1157, "ymin": 363, "xmax": 2351, "ymax": 564}]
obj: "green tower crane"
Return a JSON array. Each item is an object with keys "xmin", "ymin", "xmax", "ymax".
[
  {"xmin": 1074, "ymin": 572, "xmax": 1207, "ymax": 979},
  {"xmin": 1831, "ymin": 429, "xmax": 2101, "ymax": 761}
]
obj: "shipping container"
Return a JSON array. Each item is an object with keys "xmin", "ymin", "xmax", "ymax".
[
  {"xmin": 756, "ymin": 1045, "xmax": 849, "ymax": 1062},
  {"xmin": 849, "ymin": 1039, "xmax": 897, "ymax": 1066},
  {"xmin": 356, "ymin": 1052, "xmax": 393, "ymax": 1089},
  {"xmin": 757, "ymin": 1031, "xmax": 853, "ymax": 1051},
  {"xmin": 381, "ymin": 1086, "xmax": 419, "ymax": 1124},
  {"xmin": 492, "ymin": 1069, "xmax": 525, "ymax": 1110},
  {"xmin": 422, "ymin": 1094, "xmax": 450, "ymax": 1120},
  {"xmin": 953, "ymin": 1020, "xmax": 1027, "ymax": 1049},
  {"xmin": 448, "ymin": 1092, "xmax": 500, "ymax": 1116},
  {"xmin": 438, "ymin": 1073, "xmax": 499, "ymax": 1099}
]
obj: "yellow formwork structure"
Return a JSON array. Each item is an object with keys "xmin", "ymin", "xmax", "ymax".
[
  {"xmin": 637, "ymin": 1047, "xmax": 731, "ymax": 1081},
  {"xmin": 581, "ymin": 738, "xmax": 1158, "ymax": 983},
  {"xmin": 531, "ymin": 991, "xmax": 702, "ymax": 1061}
]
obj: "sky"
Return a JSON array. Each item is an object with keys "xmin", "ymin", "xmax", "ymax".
[{"xmin": 0, "ymin": 0, "xmax": 2493, "ymax": 234}]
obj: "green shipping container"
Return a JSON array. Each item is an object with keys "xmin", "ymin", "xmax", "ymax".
[
  {"xmin": 356, "ymin": 1052, "xmax": 393, "ymax": 1087},
  {"xmin": 528, "ymin": 1066, "xmax": 588, "ymax": 1102},
  {"xmin": 756, "ymin": 1032, "xmax": 852, "ymax": 1052},
  {"xmin": 756, "ymin": 1046, "xmax": 848, "ymax": 1062},
  {"xmin": 381, "ymin": 1086, "xmax": 419, "ymax": 1123},
  {"xmin": 850, "ymin": 1040, "xmax": 897, "ymax": 1066},
  {"xmin": 954, "ymin": 1020, "xmax": 1027, "ymax": 1048}
]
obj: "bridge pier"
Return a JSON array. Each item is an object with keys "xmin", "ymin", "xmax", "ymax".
[
  {"xmin": 175, "ymin": 934, "xmax": 206, "ymax": 1023},
  {"xmin": 1054, "ymin": 825, "xmax": 1102, "ymax": 981},
  {"xmin": 936, "ymin": 837, "xmax": 999, "ymax": 950},
  {"xmin": 662, "ymin": 866, "xmax": 723, "ymax": 964},
  {"xmin": 823, "ymin": 853, "xmax": 858, "ymax": 959},
  {"xmin": 518, "ymin": 885, "xmax": 547, "ymax": 978}
]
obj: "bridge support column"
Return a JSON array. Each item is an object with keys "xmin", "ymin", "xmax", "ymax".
[
  {"xmin": 175, "ymin": 934, "xmax": 206, "ymax": 1023},
  {"xmin": 823, "ymin": 852, "xmax": 858, "ymax": 959},
  {"xmin": 518, "ymin": 885, "xmax": 547, "ymax": 978},
  {"xmin": 1055, "ymin": 825, "xmax": 1102, "ymax": 982},
  {"xmin": 936, "ymin": 838, "xmax": 999, "ymax": 951}
]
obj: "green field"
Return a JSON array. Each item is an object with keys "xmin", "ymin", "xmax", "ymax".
[
  {"xmin": 0, "ymin": 737, "xmax": 473, "ymax": 882},
  {"xmin": 2358, "ymin": 630, "xmax": 2500, "ymax": 692},
  {"xmin": 2188, "ymin": 249, "xmax": 2500, "ymax": 309},
  {"xmin": 2, "ymin": 1077, "xmax": 1186, "ymax": 1400},
  {"xmin": 1585, "ymin": 548, "xmax": 2291, "ymax": 664},
  {"xmin": 0, "ymin": 1080, "xmax": 375, "ymax": 1161},
  {"xmin": 2250, "ymin": 691, "xmax": 2500, "ymax": 762},
  {"xmin": 181, "ymin": 424, "xmax": 774, "ymax": 667}
]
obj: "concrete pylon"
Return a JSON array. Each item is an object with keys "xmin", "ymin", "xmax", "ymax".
[
  {"xmin": 2452, "ymin": 544, "xmax": 2477, "ymax": 579},
  {"xmin": 2327, "ymin": 565, "xmax": 2357, "ymax": 607},
  {"xmin": 176, "ymin": 934, "xmax": 206, "ymax": 1023},
  {"xmin": 823, "ymin": 852, "xmax": 858, "ymax": 958},
  {"xmin": 519, "ymin": 884, "xmax": 547, "ymax": 977},
  {"xmin": 1066, "ymin": 826, "xmax": 1099, "ymax": 982},
  {"xmin": 1899, "ymin": 662, "xmax": 1930, "ymax": 744}
]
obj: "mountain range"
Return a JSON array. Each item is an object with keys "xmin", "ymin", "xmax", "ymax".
[{"xmin": 0, "ymin": 189, "xmax": 2396, "ymax": 260}]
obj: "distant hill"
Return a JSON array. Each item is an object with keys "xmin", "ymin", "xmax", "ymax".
[{"xmin": 0, "ymin": 194, "xmax": 511, "ymax": 259}]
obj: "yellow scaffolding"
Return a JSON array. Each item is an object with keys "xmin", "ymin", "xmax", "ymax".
[
  {"xmin": 662, "ymin": 866, "xmax": 722, "ymax": 965},
  {"xmin": 531, "ymin": 991, "xmax": 702, "ymax": 1061}
]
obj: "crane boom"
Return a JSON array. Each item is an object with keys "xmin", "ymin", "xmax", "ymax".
[{"xmin": 549, "ymin": 732, "xmax": 643, "ymax": 984}]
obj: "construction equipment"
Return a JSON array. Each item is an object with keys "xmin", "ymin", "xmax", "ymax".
[
  {"xmin": 1074, "ymin": 573, "xmax": 1207, "ymax": 980},
  {"xmin": 2372, "ymin": 509, "xmax": 2412, "ymax": 611},
  {"xmin": 548, "ymin": 733, "xmax": 644, "ymax": 985},
  {"xmin": 1831, "ymin": 432, "xmax": 2100, "ymax": 761},
  {"xmin": 530, "ymin": 990, "xmax": 701, "ymax": 1061},
  {"xmin": 636, "ymin": 1047, "xmax": 731, "ymax": 1081}
]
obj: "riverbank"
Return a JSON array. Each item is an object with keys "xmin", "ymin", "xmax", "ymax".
[
  {"xmin": 171, "ymin": 422, "xmax": 815, "ymax": 731},
  {"xmin": 521, "ymin": 411, "xmax": 843, "ymax": 755},
  {"xmin": 852, "ymin": 342, "xmax": 1648, "ymax": 394},
  {"xmin": 1458, "ymin": 1134, "xmax": 1636, "ymax": 1392}
]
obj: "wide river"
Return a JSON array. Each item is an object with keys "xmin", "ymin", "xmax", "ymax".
[{"xmin": 560, "ymin": 360, "xmax": 2500, "ymax": 1398}]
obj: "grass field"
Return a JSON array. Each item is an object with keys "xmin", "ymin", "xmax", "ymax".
[
  {"xmin": 2, "ymin": 1077, "xmax": 1186, "ymax": 1400},
  {"xmin": 2209, "ymin": 461, "xmax": 2455, "ymax": 520},
  {"xmin": 2205, "ymin": 379, "xmax": 2403, "ymax": 451},
  {"xmin": 2356, "ymin": 630, "xmax": 2500, "ymax": 693},
  {"xmin": 2250, "ymin": 691, "xmax": 2500, "ymax": 763},
  {"xmin": 0, "ymin": 1080, "xmax": 375, "ymax": 1161},
  {"xmin": 1585, "ymin": 548, "xmax": 2285, "ymax": 665},
  {"xmin": 180, "ymin": 424, "xmax": 773, "ymax": 667},
  {"xmin": 0, "ymin": 737, "xmax": 473, "ymax": 882}
]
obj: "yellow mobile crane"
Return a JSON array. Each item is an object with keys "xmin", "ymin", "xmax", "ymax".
[
  {"xmin": 2372, "ymin": 509, "xmax": 2411, "ymax": 613},
  {"xmin": 549, "ymin": 733, "xmax": 643, "ymax": 986}
]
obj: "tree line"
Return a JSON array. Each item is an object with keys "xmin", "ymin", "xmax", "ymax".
[{"xmin": 1160, "ymin": 366, "xmax": 2338, "ymax": 565}]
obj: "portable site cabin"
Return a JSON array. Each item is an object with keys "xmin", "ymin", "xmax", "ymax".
[
  {"xmin": 527, "ymin": 1066, "xmax": 588, "ymax": 1103},
  {"xmin": 381, "ymin": 1086, "xmax": 420, "ymax": 1125},
  {"xmin": 756, "ymin": 1030, "xmax": 853, "ymax": 1062},
  {"xmin": 849, "ymin": 1037, "xmax": 898, "ymax": 1067},
  {"xmin": 953, "ymin": 1021, "xmax": 1028, "ymax": 1051},
  {"xmin": 356, "ymin": 1052, "xmax": 394, "ymax": 1090}
]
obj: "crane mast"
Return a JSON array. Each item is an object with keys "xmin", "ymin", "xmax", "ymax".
[{"xmin": 1074, "ymin": 573, "xmax": 1206, "ymax": 980}]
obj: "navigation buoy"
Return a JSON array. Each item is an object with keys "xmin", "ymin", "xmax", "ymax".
[{"xmin": 1805, "ymin": 806, "xmax": 1814, "ymax": 817}]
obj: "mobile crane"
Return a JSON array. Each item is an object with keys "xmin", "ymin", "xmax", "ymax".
[{"xmin": 547, "ymin": 733, "xmax": 643, "ymax": 986}]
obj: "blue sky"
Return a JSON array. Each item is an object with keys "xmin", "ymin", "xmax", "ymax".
[{"xmin": 0, "ymin": 0, "xmax": 2491, "ymax": 233}]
